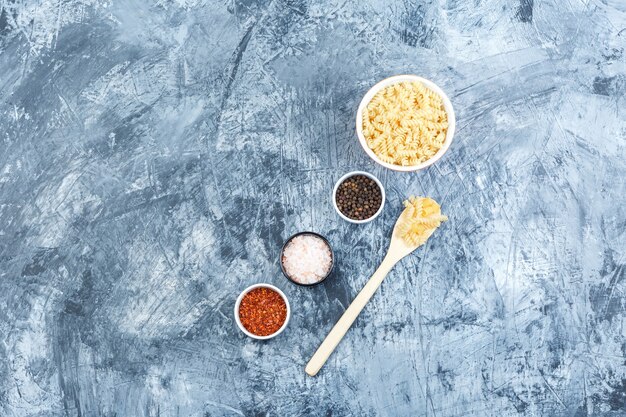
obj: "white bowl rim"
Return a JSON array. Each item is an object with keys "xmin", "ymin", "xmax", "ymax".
[
  {"xmin": 355, "ymin": 74, "xmax": 456, "ymax": 172},
  {"xmin": 234, "ymin": 283, "xmax": 291, "ymax": 340},
  {"xmin": 332, "ymin": 170, "xmax": 386, "ymax": 224}
]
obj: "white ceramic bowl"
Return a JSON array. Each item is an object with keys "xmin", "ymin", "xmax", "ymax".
[
  {"xmin": 234, "ymin": 283, "xmax": 290, "ymax": 340},
  {"xmin": 332, "ymin": 171, "xmax": 385, "ymax": 224},
  {"xmin": 356, "ymin": 74, "xmax": 456, "ymax": 172}
]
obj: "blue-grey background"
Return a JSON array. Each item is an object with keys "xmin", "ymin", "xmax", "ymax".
[{"xmin": 0, "ymin": 0, "xmax": 625, "ymax": 416}]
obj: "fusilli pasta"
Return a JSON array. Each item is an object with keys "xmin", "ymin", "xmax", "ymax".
[
  {"xmin": 396, "ymin": 196, "xmax": 447, "ymax": 247},
  {"xmin": 362, "ymin": 81, "xmax": 448, "ymax": 166}
]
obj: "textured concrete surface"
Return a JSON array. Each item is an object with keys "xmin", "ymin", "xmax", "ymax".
[{"xmin": 1, "ymin": 0, "xmax": 625, "ymax": 416}]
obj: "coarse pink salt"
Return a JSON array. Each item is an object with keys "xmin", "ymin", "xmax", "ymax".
[{"xmin": 282, "ymin": 234, "xmax": 332, "ymax": 285}]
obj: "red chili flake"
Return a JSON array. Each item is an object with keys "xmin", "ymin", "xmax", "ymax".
[{"xmin": 239, "ymin": 287, "xmax": 287, "ymax": 336}]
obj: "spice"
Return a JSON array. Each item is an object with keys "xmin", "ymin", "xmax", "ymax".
[
  {"xmin": 335, "ymin": 174, "xmax": 382, "ymax": 220},
  {"xmin": 239, "ymin": 287, "xmax": 287, "ymax": 336},
  {"xmin": 282, "ymin": 234, "xmax": 333, "ymax": 285}
]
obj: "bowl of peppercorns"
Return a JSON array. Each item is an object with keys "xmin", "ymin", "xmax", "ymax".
[{"xmin": 332, "ymin": 171, "xmax": 385, "ymax": 223}]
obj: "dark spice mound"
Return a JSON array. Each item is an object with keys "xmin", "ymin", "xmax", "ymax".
[
  {"xmin": 335, "ymin": 174, "xmax": 382, "ymax": 221},
  {"xmin": 239, "ymin": 287, "xmax": 287, "ymax": 336}
]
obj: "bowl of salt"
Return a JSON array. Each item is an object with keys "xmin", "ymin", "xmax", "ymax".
[{"xmin": 280, "ymin": 232, "xmax": 334, "ymax": 286}]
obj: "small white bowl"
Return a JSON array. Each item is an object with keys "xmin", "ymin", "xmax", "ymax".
[
  {"xmin": 356, "ymin": 74, "xmax": 456, "ymax": 172},
  {"xmin": 234, "ymin": 283, "xmax": 290, "ymax": 340},
  {"xmin": 332, "ymin": 171, "xmax": 385, "ymax": 224}
]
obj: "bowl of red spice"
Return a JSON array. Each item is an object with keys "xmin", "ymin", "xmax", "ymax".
[
  {"xmin": 332, "ymin": 171, "xmax": 385, "ymax": 224},
  {"xmin": 234, "ymin": 284, "xmax": 290, "ymax": 340}
]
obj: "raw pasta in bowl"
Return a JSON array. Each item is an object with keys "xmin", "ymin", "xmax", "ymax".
[{"xmin": 356, "ymin": 75, "xmax": 455, "ymax": 172}]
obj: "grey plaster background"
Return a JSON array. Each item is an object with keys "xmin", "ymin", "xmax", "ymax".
[{"xmin": 1, "ymin": 0, "xmax": 625, "ymax": 416}]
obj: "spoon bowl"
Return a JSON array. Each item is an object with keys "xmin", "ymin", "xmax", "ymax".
[{"xmin": 386, "ymin": 212, "xmax": 422, "ymax": 260}]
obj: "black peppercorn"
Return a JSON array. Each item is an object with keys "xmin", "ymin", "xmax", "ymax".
[{"xmin": 335, "ymin": 174, "xmax": 383, "ymax": 221}]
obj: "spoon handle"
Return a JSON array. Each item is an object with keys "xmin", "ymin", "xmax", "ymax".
[{"xmin": 305, "ymin": 255, "xmax": 397, "ymax": 376}]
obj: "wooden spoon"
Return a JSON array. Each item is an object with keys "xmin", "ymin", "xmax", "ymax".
[{"xmin": 305, "ymin": 207, "xmax": 439, "ymax": 376}]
